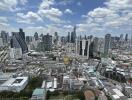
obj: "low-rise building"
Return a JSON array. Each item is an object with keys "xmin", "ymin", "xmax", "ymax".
[
  {"xmin": 0, "ymin": 77, "xmax": 28, "ymax": 92},
  {"xmin": 124, "ymin": 87, "xmax": 132, "ymax": 98},
  {"xmin": 31, "ymin": 88, "xmax": 46, "ymax": 100}
]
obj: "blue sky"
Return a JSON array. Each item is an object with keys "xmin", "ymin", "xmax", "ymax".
[{"xmin": 0, "ymin": 0, "xmax": 132, "ymax": 37}]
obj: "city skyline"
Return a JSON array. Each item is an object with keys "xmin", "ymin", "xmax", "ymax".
[{"xmin": 0, "ymin": 0, "xmax": 132, "ymax": 37}]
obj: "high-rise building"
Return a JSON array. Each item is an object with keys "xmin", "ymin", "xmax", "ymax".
[
  {"xmin": 1, "ymin": 31, "xmax": 9, "ymax": 45},
  {"xmin": 67, "ymin": 32, "xmax": 70, "ymax": 43},
  {"xmin": 26, "ymin": 36, "xmax": 32, "ymax": 44},
  {"xmin": 93, "ymin": 37, "xmax": 99, "ymax": 52},
  {"xmin": 104, "ymin": 34, "xmax": 111, "ymax": 57},
  {"xmin": 76, "ymin": 38, "xmax": 91, "ymax": 59},
  {"xmin": 34, "ymin": 32, "xmax": 39, "ymax": 41},
  {"xmin": 53, "ymin": 32, "xmax": 59, "ymax": 45},
  {"xmin": 0, "ymin": 38, "xmax": 3, "ymax": 47},
  {"xmin": 11, "ymin": 29, "xmax": 28, "ymax": 53},
  {"xmin": 61, "ymin": 36, "xmax": 66, "ymax": 45},
  {"xmin": 71, "ymin": 26, "xmax": 76, "ymax": 43},
  {"xmin": 125, "ymin": 34, "xmax": 128, "ymax": 42},
  {"xmin": 42, "ymin": 34, "xmax": 52, "ymax": 51},
  {"xmin": 19, "ymin": 28, "xmax": 25, "ymax": 41}
]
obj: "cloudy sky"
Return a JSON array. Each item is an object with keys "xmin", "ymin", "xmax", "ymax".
[{"xmin": 0, "ymin": 0, "xmax": 132, "ymax": 37}]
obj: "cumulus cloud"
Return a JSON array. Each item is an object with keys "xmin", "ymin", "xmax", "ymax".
[
  {"xmin": 57, "ymin": 0, "xmax": 73, "ymax": 6},
  {"xmin": 38, "ymin": 0, "xmax": 64, "ymax": 23},
  {"xmin": 24, "ymin": 25, "xmax": 69, "ymax": 36},
  {"xmin": 64, "ymin": 9, "xmax": 73, "ymax": 14},
  {"xmin": 77, "ymin": 0, "xmax": 132, "ymax": 36},
  {"xmin": 0, "ymin": 0, "xmax": 27, "ymax": 11},
  {"xmin": 17, "ymin": 11, "xmax": 42, "ymax": 24},
  {"xmin": 38, "ymin": 8, "xmax": 63, "ymax": 23},
  {"xmin": 39, "ymin": 0, "xmax": 54, "ymax": 9},
  {"xmin": 0, "ymin": 17, "xmax": 9, "ymax": 27}
]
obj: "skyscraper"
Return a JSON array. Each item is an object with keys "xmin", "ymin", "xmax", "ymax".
[
  {"xmin": 0, "ymin": 38, "xmax": 3, "ymax": 47},
  {"xmin": 125, "ymin": 34, "xmax": 128, "ymax": 42},
  {"xmin": 53, "ymin": 32, "xmax": 59, "ymax": 45},
  {"xmin": 104, "ymin": 34, "xmax": 111, "ymax": 57},
  {"xmin": 42, "ymin": 34, "xmax": 52, "ymax": 51},
  {"xmin": 67, "ymin": 32, "xmax": 70, "ymax": 43},
  {"xmin": 11, "ymin": 29, "xmax": 28, "ymax": 53},
  {"xmin": 34, "ymin": 32, "xmax": 39, "ymax": 41},
  {"xmin": 76, "ymin": 38, "xmax": 91, "ymax": 59},
  {"xmin": 1, "ymin": 31, "xmax": 9, "ymax": 45},
  {"xmin": 19, "ymin": 28, "xmax": 25, "ymax": 41},
  {"xmin": 10, "ymin": 32, "xmax": 22, "ymax": 60},
  {"xmin": 71, "ymin": 26, "xmax": 76, "ymax": 43}
]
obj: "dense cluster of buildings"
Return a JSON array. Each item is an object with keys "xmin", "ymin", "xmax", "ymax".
[{"xmin": 0, "ymin": 27, "xmax": 132, "ymax": 100}]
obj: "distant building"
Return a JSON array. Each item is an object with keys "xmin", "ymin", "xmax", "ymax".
[
  {"xmin": 10, "ymin": 29, "xmax": 28, "ymax": 61},
  {"xmin": 34, "ymin": 32, "xmax": 39, "ymax": 41},
  {"xmin": 0, "ymin": 38, "xmax": 3, "ymax": 47},
  {"xmin": 125, "ymin": 34, "xmax": 128, "ymax": 42},
  {"xmin": 93, "ymin": 37, "xmax": 99, "ymax": 53},
  {"xmin": 76, "ymin": 38, "xmax": 91, "ymax": 59},
  {"xmin": 26, "ymin": 36, "xmax": 32, "ymax": 44},
  {"xmin": 61, "ymin": 36, "xmax": 66, "ymax": 45},
  {"xmin": 42, "ymin": 34, "xmax": 52, "ymax": 51},
  {"xmin": 67, "ymin": 32, "xmax": 70, "ymax": 43},
  {"xmin": 71, "ymin": 26, "xmax": 76, "ymax": 43},
  {"xmin": 104, "ymin": 34, "xmax": 111, "ymax": 57},
  {"xmin": 53, "ymin": 32, "xmax": 59, "ymax": 45},
  {"xmin": 11, "ymin": 30, "xmax": 28, "ymax": 53},
  {"xmin": 1, "ymin": 31, "xmax": 9, "ymax": 45},
  {"xmin": 19, "ymin": 28, "xmax": 25, "ymax": 41}
]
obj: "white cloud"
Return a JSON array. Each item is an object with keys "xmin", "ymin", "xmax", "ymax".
[
  {"xmin": 38, "ymin": 8, "xmax": 63, "ymax": 23},
  {"xmin": 63, "ymin": 25, "xmax": 73, "ymax": 29},
  {"xmin": 39, "ymin": 0, "xmax": 54, "ymax": 9},
  {"xmin": 0, "ymin": 0, "xmax": 27, "ymax": 11},
  {"xmin": 0, "ymin": 17, "xmax": 9, "ymax": 27},
  {"xmin": 0, "ymin": 17, "xmax": 8, "ymax": 23},
  {"xmin": 17, "ymin": 11, "xmax": 42, "ymax": 24},
  {"xmin": 57, "ymin": 0, "xmax": 73, "ymax": 6},
  {"xmin": 77, "ymin": 0, "xmax": 132, "ymax": 36},
  {"xmin": 24, "ymin": 25, "xmax": 68, "ymax": 36},
  {"xmin": 19, "ymin": 0, "xmax": 28, "ymax": 5},
  {"xmin": 64, "ymin": 9, "xmax": 73, "ymax": 14},
  {"xmin": 88, "ymin": 7, "xmax": 115, "ymax": 18}
]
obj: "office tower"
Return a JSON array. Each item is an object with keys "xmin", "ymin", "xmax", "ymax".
[
  {"xmin": 10, "ymin": 32, "xmax": 22, "ymax": 60},
  {"xmin": 104, "ymin": 34, "xmax": 111, "ymax": 57},
  {"xmin": 67, "ymin": 32, "xmax": 70, "ymax": 43},
  {"xmin": 40, "ymin": 34, "xmax": 43, "ymax": 38},
  {"xmin": 71, "ymin": 26, "xmax": 76, "ymax": 43},
  {"xmin": 1, "ymin": 31, "xmax": 9, "ymax": 45},
  {"xmin": 77, "ymin": 38, "xmax": 91, "ymax": 59},
  {"xmin": 61, "ymin": 36, "xmax": 66, "ymax": 45},
  {"xmin": 131, "ymin": 33, "xmax": 132, "ymax": 46},
  {"xmin": 26, "ymin": 36, "xmax": 32, "ymax": 44},
  {"xmin": 93, "ymin": 37, "xmax": 99, "ymax": 53},
  {"xmin": 0, "ymin": 38, "xmax": 3, "ymax": 47},
  {"xmin": 125, "ymin": 34, "xmax": 128, "ymax": 42},
  {"xmin": 53, "ymin": 32, "xmax": 59, "ymax": 45},
  {"xmin": 89, "ymin": 41, "xmax": 94, "ymax": 58},
  {"xmin": 34, "ymin": 32, "xmax": 39, "ymax": 41},
  {"xmin": 19, "ymin": 28, "xmax": 25, "ymax": 41},
  {"xmin": 120, "ymin": 34, "xmax": 123, "ymax": 41},
  {"xmin": 42, "ymin": 34, "xmax": 52, "ymax": 51},
  {"xmin": 11, "ymin": 29, "xmax": 28, "ymax": 54}
]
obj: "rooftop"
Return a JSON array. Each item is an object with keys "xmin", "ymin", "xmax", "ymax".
[{"xmin": 32, "ymin": 88, "xmax": 45, "ymax": 96}]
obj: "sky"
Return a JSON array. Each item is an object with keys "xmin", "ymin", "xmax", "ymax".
[{"xmin": 0, "ymin": 0, "xmax": 132, "ymax": 37}]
